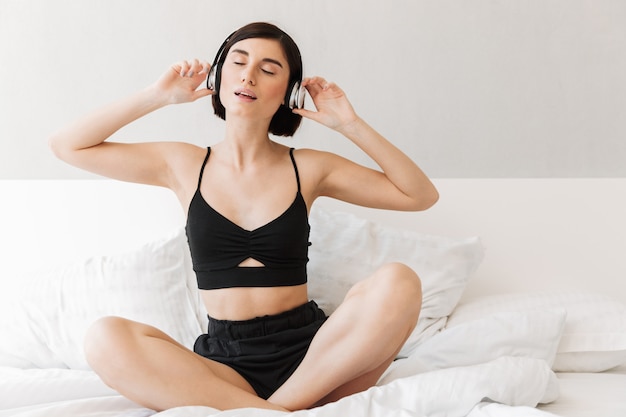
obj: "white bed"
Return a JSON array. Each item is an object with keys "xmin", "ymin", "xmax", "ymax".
[{"xmin": 1, "ymin": 178, "xmax": 625, "ymax": 417}]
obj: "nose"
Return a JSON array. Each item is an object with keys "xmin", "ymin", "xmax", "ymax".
[{"xmin": 241, "ymin": 68, "xmax": 256, "ymax": 86}]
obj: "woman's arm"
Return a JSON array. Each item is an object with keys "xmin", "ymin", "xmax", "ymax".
[
  {"xmin": 48, "ymin": 59, "xmax": 212, "ymax": 188},
  {"xmin": 294, "ymin": 77, "xmax": 439, "ymax": 211}
]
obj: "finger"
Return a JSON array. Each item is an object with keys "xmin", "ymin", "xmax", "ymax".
[
  {"xmin": 303, "ymin": 76, "xmax": 327, "ymax": 86},
  {"xmin": 198, "ymin": 60, "xmax": 210, "ymax": 75},
  {"xmin": 181, "ymin": 59, "xmax": 198, "ymax": 77},
  {"xmin": 192, "ymin": 87, "xmax": 214, "ymax": 100},
  {"xmin": 188, "ymin": 59, "xmax": 213, "ymax": 78},
  {"xmin": 302, "ymin": 77, "xmax": 326, "ymax": 96},
  {"xmin": 186, "ymin": 58, "xmax": 200, "ymax": 77},
  {"xmin": 302, "ymin": 76, "xmax": 327, "ymax": 89},
  {"xmin": 191, "ymin": 58, "xmax": 209, "ymax": 77},
  {"xmin": 315, "ymin": 77, "xmax": 333, "ymax": 90},
  {"xmin": 177, "ymin": 61, "xmax": 190, "ymax": 77},
  {"xmin": 303, "ymin": 77, "xmax": 336, "ymax": 97},
  {"xmin": 292, "ymin": 107, "xmax": 320, "ymax": 122},
  {"xmin": 172, "ymin": 59, "xmax": 204, "ymax": 77}
]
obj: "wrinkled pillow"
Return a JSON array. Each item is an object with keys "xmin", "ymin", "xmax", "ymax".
[
  {"xmin": 373, "ymin": 357, "xmax": 558, "ymax": 412},
  {"xmin": 0, "ymin": 228, "xmax": 204, "ymax": 369},
  {"xmin": 380, "ymin": 309, "xmax": 566, "ymax": 384},
  {"xmin": 307, "ymin": 207, "xmax": 485, "ymax": 356},
  {"xmin": 447, "ymin": 292, "xmax": 626, "ymax": 372}
]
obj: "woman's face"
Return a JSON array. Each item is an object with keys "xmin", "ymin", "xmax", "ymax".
[{"xmin": 219, "ymin": 37, "xmax": 291, "ymax": 121}]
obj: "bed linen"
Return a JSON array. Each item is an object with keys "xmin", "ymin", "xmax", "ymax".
[
  {"xmin": 0, "ymin": 356, "xmax": 559, "ymax": 417},
  {"xmin": 3, "ymin": 179, "xmax": 626, "ymax": 417},
  {"xmin": 537, "ymin": 369, "xmax": 626, "ymax": 417},
  {"xmin": 6, "ymin": 367, "xmax": 625, "ymax": 417}
]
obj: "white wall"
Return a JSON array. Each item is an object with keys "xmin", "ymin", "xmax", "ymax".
[{"xmin": 1, "ymin": 0, "xmax": 625, "ymax": 179}]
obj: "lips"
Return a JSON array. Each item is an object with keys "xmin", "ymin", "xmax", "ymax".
[{"xmin": 234, "ymin": 88, "xmax": 257, "ymax": 100}]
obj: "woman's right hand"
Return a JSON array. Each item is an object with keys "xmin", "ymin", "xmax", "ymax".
[{"xmin": 152, "ymin": 59, "xmax": 214, "ymax": 105}]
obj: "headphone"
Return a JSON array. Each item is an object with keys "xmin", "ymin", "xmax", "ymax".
[{"xmin": 206, "ymin": 33, "xmax": 306, "ymax": 110}]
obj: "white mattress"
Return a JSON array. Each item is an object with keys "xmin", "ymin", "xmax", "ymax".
[{"xmin": 538, "ymin": 367, "xmax": 626, "ymax": 417}]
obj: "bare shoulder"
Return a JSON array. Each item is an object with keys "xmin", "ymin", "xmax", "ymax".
[
  {"xmin": 291, "ymin": 148, "xmax": 347, "ymax": 202},
  {"xmin": 291, "ymin": 147, "xmax": 339, "ymax": 166},
  {"xmin": 292, "ymin": 147, "xmax": 352, "ymax": 177},
  {"xmin": 162, "ymin": 142, "xmax": 210, "ymax": 205},
  {"xmin": 163, "ymin": 141, "xmax": 208, "ymax": 174},
  {"xmin": 291, "ymin": 148, "xmax": 329, "ymax": 178}
]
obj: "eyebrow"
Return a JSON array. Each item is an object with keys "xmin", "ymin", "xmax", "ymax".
[{"xmin": 229, "ymin": 48, "xmax": 284, "ymax": 68}]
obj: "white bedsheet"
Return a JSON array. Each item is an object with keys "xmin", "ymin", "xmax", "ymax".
[
  {"xmin": 0, "ymin": 367, "xmax": 117, "ymax": 409},
  {"xmin": 537, "ymin": 369, "xmax": 626, "ymax": 417},
  {"xmin": 0, "ymin": 356, "xmax": 560, "ymax": 417}
]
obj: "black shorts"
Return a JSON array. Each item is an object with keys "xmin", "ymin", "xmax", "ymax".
[{"xmin": 193, "ymin": 300, "xmax": 328, "ymax": 399}]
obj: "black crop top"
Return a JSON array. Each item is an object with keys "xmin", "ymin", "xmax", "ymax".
[{"xmin": 185, "ymin": 148, "xmax": 310, "ymax": 290}]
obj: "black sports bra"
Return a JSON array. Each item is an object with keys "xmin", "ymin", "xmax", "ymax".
[{"xmin": 185, "ymin": 148, "xmax": 310, "ymax": 290}]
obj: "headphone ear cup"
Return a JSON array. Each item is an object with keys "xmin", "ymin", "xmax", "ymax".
[
  {"xmin": 288, "ymin": 81, "xmax": 306, "ymax": 109},
  {"xmin": 206, "ymin": 65, "xmax": 217, "ymax": 90}
]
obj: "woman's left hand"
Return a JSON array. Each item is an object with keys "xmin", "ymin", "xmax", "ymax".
[{"xmin": 292, "ymin": 77, "xmax": 359, "ymax": 133}]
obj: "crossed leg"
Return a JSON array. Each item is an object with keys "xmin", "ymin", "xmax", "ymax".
[
  {"xmin": 84, "ymin": 317, "xmax": 287, "ymax": 412},
  {"xmin": 268, "ymin": 262, "xmax": 423, "ymax": 410}
]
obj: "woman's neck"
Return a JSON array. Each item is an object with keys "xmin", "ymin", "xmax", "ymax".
[
  {"xmin": 225, "ymin": 111, "xmax": 272, "ymax": 141},
  {"xmin": 216, "ymin": 119, "xmax": 279, "ymax": 169}
]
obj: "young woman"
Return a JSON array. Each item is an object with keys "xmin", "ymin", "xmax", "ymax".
[{"xmin": 49, "ymin": 22, "xmax": 438, "ymax": 412}]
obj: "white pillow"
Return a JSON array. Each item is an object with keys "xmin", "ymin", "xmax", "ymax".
[
  {"xmin": 0, "ymin": 228, "xmax": 205, "ymax": 370},
  {"xmin": 380, "ymin": 310, "xmax": 565, "ymax": 384},
  {"xmin": 447, "ymin": 292, "xmax": 626, "ymax": 372},
  {"xmin": 307, "ymin": 207, "xmax": 485, "ymax": 356}
]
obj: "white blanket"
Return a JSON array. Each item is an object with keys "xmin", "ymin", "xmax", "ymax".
[{"xmin": 0, "ymin": 356, "xmax": 560, "ymax": 417}]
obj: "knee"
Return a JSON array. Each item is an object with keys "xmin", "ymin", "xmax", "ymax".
[
  {"xmin": 376, "ymin": 263, "xmax": 422, "ymax": 297},
  {"xmin": 368, "ymin": 263, "xmax": 423, "ymax": 318},
  {"xmin": 84, "ymin": 316, "xmax": 134, "ymax": 378}
]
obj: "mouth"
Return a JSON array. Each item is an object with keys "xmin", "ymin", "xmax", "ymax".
[{"xmin": 234, "ymin": 88, "xmax": 257, "ymax": 100}]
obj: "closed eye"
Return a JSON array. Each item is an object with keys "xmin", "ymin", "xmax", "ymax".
[
  {"xmin": 228, "ymin": 49, "xmax": 284, "ymax": 76},
  {"xmin": 231, "ymin": 61, "xmax": 274, "ymax": 75}
]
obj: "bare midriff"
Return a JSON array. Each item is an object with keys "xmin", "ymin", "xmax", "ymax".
[{"xmin": 200, "ymin": 284, "xmax": 309, "ymax": 321}]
